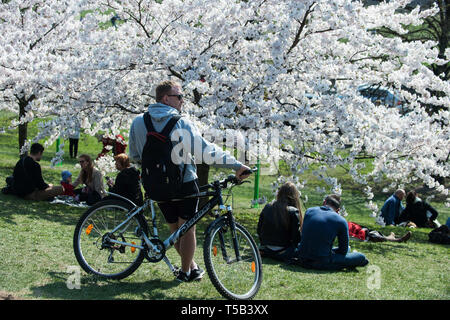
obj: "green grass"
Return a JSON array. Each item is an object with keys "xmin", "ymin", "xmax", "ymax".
[{"xmin": 0, "ymin": 114, "xmax": 449, "ymax": 300}]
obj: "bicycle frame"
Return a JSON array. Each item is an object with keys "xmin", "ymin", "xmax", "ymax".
[{"xmin": 104, "ymin": 186, "xmax": 238, "ymax": 274}]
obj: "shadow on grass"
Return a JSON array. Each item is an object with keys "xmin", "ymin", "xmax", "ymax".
[
  {"xmin": 0, "ymin": 193, "xmax": 84, "ymax": 226},
  {"xmin": 30, "ymin": 271, "xmax": 195, "ymax": 300},
  {"xmin": 261, "ymin": 257, "xmax": 362, "ymax": 275}
]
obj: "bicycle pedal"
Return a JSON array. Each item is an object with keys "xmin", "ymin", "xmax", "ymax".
[{"xmin": 172, "ymin": 266, "xmax": 180, "ymax": 276}]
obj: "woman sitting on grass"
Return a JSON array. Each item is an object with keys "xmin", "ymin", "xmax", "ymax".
[
  {"xmin": 257, "ymin": 182, "xmax": 303, "ymax": 262},
  {"xmin": 72, "ymin": 154, "xmax": 106, "ymax": 205},
  {"xmin": 104, "ymin": 153, "xmax": 143, "ymax": 206},
  {"xmin": 397, "ymin": 191, "xmax": 440, "ymax": 228}
]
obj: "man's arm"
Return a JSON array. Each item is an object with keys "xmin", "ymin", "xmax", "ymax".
[
  {"xmin": 30, "ymin": 161, "xmax": 49, "ymax": 190},
  {"xmin": 424, "ymin": 202, "xmax": 439, "ymax": 221},
  {"xmin": 176, "ymin": 119, "xmax": 249, "ymax": 174},
  {"xmin": 384, "ymin": 199, "xmax": 395, "ymax": 225},
  {"xmin": 128, "ymin": 119, "xmax": 142, "ymax": 163},
  {"xmin": 335, "ymin": 218, "xmax": 349, "ymax": 255}
]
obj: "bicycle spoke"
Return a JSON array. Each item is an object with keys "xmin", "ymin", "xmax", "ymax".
[
  {"xmin": 204, "ymin": 221, "xmax": 262, "ymax": 300},
  {"xmin": 74, "ymin": 200, "xmax": 147, "ymax": 279}
]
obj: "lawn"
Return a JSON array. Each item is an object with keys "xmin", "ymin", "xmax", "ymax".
[{"xmin": 0, "ymin": 114, "xmax": 449, "ymax": 300}]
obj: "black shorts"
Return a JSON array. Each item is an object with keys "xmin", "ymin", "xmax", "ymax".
[{"xmin": 157, "ymin": 180, "xmax": 199, "ymax": 224}]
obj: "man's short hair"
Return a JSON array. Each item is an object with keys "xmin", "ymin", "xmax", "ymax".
[
  {"xmin": 155, "ymin": 80, "xmax": 180, "ymax": 102},
  {"xmin": 324, "ymin": 194, "xmax": 341, "ymax": 210},
  {"xmin": 30, "ymin": 143, "xmax": 44, "ymax": 155}
]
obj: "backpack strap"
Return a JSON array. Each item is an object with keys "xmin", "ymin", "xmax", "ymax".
[
  {"xmin": 143, "ymin": 112, "xmax": 181, "ymax": 137},
  {"xmin": 162, "ymin": 115, "xmax": 186, "ymax": 182},
  {"xmin": 161, "ymin": 115, "xmax": 181, "ymax": 137},
  {"xmin": 143, "ymin": 112, "xmax": 156, "ymax": 133}
]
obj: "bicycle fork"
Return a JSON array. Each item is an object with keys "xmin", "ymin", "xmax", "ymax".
[{"xmin": 216, "ymin": 209, "xmax": 241, "ymax": 264}]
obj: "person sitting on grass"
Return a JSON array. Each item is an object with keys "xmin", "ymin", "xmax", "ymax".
[
  {"xmin": 380, "ymin": 189, "xmax": 405, "ymax": 226},
  {"xmin": 12, "ymin": 143, "xmax": 64, "ymax": 201},
  {"xmin": 72, "ymin": 154, "xmax": 106, "ymax": 205},
  {"xmin": 104, "ymin": 153, "xmax": 143, "ymax": 206},
  {"xmin": 295, "ymin": 194, "xmax": 369, "ymax": 271},
  {"xmin": 257, "ymin": 182, "xmax": 302, "ymax": 262},
  {"xmin": 397, "ymin": 191, "xmax": 440, "ymax": 228},
  {"xmin": 60, "ymin": 170, "xmax": 75, "ymax": 197}
]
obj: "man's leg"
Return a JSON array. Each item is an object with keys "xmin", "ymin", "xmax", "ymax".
[
  {"xmin": 331, "ymin": 251, "xmax": 369, "ymax": 270},
  {"xmin": 25, "ymin": 186, "xmax": 64, "ymax": 201},
  {"xmin": 69, "ymin": 139, "xmax": 74, "ymax": 158},
  {"xmin": 167, "ymin": 221, "xmax": 197, "ymax": 271},
  {"xmin": 177, "ymin": 218, "xmax": 197, "ymax": 273},
  {"xmin": 74, "ymin": 138, "xmax": 79, "ymax": 158}
]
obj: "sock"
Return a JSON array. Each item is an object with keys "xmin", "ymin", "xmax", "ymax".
[{"xmin": 185, "ymin": 270, "xmax": 191, "ymax": 277}]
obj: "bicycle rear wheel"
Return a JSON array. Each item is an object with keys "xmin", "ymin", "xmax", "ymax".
[
  {"xmin": 73, "ymin": 199, "xmax": 148, "ymax": 280},
  {"xmin": 204, "ymin": 219, "xmax": 262, "ymax": 300}
]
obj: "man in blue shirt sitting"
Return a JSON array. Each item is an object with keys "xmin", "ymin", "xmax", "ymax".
[
  {"xmin": 296, "ymin": 194, "xmax": 369, "ymax": 270},
  {"xmin": 380, "ymin": 189, "xmax": 405, "ymax": 225}
]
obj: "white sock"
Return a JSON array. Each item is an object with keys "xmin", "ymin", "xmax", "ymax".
[{"xmin": 185, "ymin": 270, "xmax": 191, "ymax": 277}]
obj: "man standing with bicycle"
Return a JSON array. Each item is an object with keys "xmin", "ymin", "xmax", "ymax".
[{"xmin": 129, "ymin": 80, "xmax": 251, "ymax": 282}]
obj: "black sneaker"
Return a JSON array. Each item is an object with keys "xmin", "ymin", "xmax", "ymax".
[
  {"xmin": 189, "ymin": 267, "xmax": 205, "ymax": 281},
  {"xmin": 176, "ymin": 271, "xmax": 191, "ymax": 282}
]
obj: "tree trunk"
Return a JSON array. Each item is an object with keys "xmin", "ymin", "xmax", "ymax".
[
  {"xmin": 18, "ymin": 98, "xmax": 28, "ymax": 157},
  {"xmin": 15, "ymin": 93, "xmax": 35, "ymax": 156}
]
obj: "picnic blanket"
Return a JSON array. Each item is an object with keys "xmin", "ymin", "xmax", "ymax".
[{"xmin": 50, "ymin": 195, "xmax": 90, "ymax": 208}]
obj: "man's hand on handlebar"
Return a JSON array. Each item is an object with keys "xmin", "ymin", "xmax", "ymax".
[{"xmin": 235, "ymin": 164, "xmax": 252, "ymax": 181}]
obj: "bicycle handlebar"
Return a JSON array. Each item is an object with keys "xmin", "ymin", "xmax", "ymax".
[{"xmin": 206, "ymin": 167, "xmax": 258, "ymax": 190}]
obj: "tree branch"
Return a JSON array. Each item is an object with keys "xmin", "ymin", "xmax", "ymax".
[
  {"xmin": 29, "ymin": 19, "xmax": 65, "ymax": 51},
  {"xmin": 287, "ymin": 2, "xmax": 316, "ymax": 55}
]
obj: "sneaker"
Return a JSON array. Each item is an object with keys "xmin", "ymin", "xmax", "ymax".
[
  {"xmin": 189, "ymin": 267, "xmax": 205, "ymax": 281},
  {"xmin": 176, "ymin": 271, "xmax": 191, "ymax": 283},
  {"xmin": 400, "ymin": 231, "xmax": 412, "ymax": 243}
]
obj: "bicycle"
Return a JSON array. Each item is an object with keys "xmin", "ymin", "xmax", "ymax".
[{"xmin": 73, "ymin": 169, "xmax": 262, "ymax": 300}]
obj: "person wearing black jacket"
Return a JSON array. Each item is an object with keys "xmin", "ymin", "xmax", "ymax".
[
  {"xmin": 105, "ymin": 153, "xmax": 143, "ymax": 206},
  {"xmin": 397, "ymin": 191, "xmax": 439, "ymax": 228},
  {"xmin": 257, "ymin": 182, "xmax": 302, "ymax": 262},
  {"xmin": 12, "ymin": 143, "xmax": 64, "ymax": 201}
]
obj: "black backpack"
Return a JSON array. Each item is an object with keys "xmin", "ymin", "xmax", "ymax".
[
  {"xmin": 141, "ymin": 112, "xmax": 186, "ymax": 201},
  {"xmin": 1, "ymin": 176, "xmax": 15, "ymax": 195},
  {"xmin": 428, "ymin": 225, "xmax": 450, "ymax": 245}
]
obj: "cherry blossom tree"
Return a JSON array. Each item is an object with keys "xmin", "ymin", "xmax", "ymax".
[
  {"xmin": 1, "ymin": 0, "xmax": 448, "ymax": 210},
  {"xmin": 0, "ymin": 0, "xmax": 83, "ymax": 152}
]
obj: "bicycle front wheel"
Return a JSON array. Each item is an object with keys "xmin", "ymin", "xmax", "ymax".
[
  {"xmin": 73, "ymin": 199, "xmax": 148, "ymax": 280},
  {"xmin": 204, "ymin": 219, "xmax": 262, "ymax": 300}
]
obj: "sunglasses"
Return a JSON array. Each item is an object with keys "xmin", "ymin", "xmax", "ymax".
[
  {"xmin": 79, "ymin": 160, "xmax": 87, "ymax": 164},
  {"xmin": 167, "ymin": 94, "xmax": 184, "ymax": 100}
]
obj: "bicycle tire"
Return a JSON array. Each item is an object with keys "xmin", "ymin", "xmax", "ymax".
[
  {"xmin": 73, "ymin": 199, "xmax": 149, "ymax": 280},
  {"xmin": 204, "ymin": 219, "xmax": 262, "ymax": 300}
]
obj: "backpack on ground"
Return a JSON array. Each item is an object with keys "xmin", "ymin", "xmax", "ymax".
[
  {"xmin": 428, "ymin": 225, "xmax": 450, "ymax": 245},
  {"xmin": 141, "ymin": 112, "xmax": 186, "ymax": 201},
  {"xmin": 1, "ymin": 176, "xmax": 15, "ymax": 195}
]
